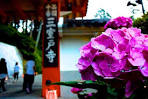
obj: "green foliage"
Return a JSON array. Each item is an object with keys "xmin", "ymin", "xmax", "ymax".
[
  {"xmin": 107, "ymin": 85, "xmax": 117, "ymax": 96},
  {"xmin": 0, "ymin": 24, "xmax": 42, "ymax": 73},
  {"xmin": 52, "ymin": 80, "xmax": 104, "ymax": 89},
  {"xmin": 51, "ymin": 79, "xmax": 124, "ymax": 99},
  {"xmin": 133, "ymin": 12, "xmax": 148, "ymax": 34},
  {"xmin": 94, "ymin": 8, "xmax": 112, "ymax": 20},
  {"xmin": 52, "ymin": 78, "xmax": 148, "ymax": 99},
  {"xmin": 33, "ymin": 49, "xmax": 42, "ymax": 73}
]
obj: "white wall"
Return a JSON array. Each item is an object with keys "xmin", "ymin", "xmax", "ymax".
[
  {"xmin": 0, "ymin": 42, "xmax": 23, "ymax": 78},
  {"xmin": 60, "ymin": 35, "xmax": 91, "ymax": 71}
]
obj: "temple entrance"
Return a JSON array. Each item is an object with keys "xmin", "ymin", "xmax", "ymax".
[{"xmin": 0, "ymin": 0, "xmax": 88, "ymax": 98}]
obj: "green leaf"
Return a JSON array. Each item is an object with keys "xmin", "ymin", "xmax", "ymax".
[
  {"xmin": 107, "ymin": 85, "xmax": 117, "ymax": 96},
  {"xmin": 51, "ymin": 80, "xmax": 105, "ymax": 89}
]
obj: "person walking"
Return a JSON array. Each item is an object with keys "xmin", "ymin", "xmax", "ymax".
[
  {"xmin": 24, "ymin": 56, "xmax": 36, "ymax": 94},
  {"xmin": 0, "ymin": 58, "xmax": 8, "ymax": 92},
  {"xmin": 14, "ymin": 62, "xmax": 19, "ymax": 82}
]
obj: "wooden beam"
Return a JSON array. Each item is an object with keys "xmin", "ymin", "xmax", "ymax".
[
  {"xmin": 0, "ymin": 8, "xmax": 6, "ymax": 17},
  {"xmin": 0, "ymin": 8, "xmax": 7, "ymax": 23},
  {"xmin": 10, "ymin": 0, "xmax": 27, "ymax": 19}
]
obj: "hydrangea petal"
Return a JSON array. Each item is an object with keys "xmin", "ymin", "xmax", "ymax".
[
  {"xmin": 110, "ymin": 29, "xmax": 126, "ymax": 43},
  {"xmin": 76, "ymin": 63, "xmax": 88, "ymax": 70},
  {"xmin": 80, "ymin": 66, "xmax": 97, "ymax": 81},
  {"xmin": 80, "ymin": 42, "xmax": 97, "ymax": 58},
  {"xmin": 104, "ymin": 17, "xmax": 132, "ymax": 29},
  {"xmin": 139, "ymin": 63, "xmax": 148, "ymax": 77},
  {"xmin": 78, "ymin": 56, "xmax": 92, "ymax": 67},
  {"xmin": 128, "ymin": 47, "xmax": 145, "ymax": 66},
  {"xmin": 91, "ymin": 61, "xmax": 104, "ymax": 77},
  {"xmin": 92, "ymin": 53, "xmax": 121, "ymax": 77},
  {"xmin": 125, "ymin": 80, "xmax": 134, "ymax": 98},
  {"xmin": 91, "ymin": 34, "xmax": 115, "ymax": 51},
  {"xmin": 71, "ymin": 87, "xmax": 83, "ymax": 94}
]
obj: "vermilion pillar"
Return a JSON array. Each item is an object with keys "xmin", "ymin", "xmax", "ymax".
[{"xmin": 42, "ymin": 0, "xmax": 61, "ymax": 97}]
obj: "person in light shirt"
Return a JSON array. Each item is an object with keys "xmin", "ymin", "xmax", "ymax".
[
  {"xmin": 24, "ymin": 56, "xmax": 36, "ymax": 94},
  {"xmin": 14, "ymin": 62, "xmax": 19, "ymax": 82}
]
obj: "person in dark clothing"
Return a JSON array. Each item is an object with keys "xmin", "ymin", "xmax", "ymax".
[
  {"xmin": 23, "ymin": 74, "xmax": 27, "ymax": 91},
  {"xmin": 0, "ymin": 58, "xmax": 8, "ymax": 92}
]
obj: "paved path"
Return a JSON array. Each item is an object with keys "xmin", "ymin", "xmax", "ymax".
[
  {"xmin": 0, "ymin": 75, "xmax": 42, "ymax": 99},
  {"xmin": 0, "ymin": 71, "xmax": 81, "ymax": 99}
]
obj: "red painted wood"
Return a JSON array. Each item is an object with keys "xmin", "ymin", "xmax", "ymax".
[
  {"xmin": 42, "ymin": 67, "xmax": 60, "ymax": 97},
  {"xmin": 42, "ymin": 1, "xmax": 61, "ymax": 97}
]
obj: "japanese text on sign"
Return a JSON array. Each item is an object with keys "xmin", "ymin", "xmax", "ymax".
[{"xmin": 44, "ymin": 3, "xmax": 58, "ymax": 67}]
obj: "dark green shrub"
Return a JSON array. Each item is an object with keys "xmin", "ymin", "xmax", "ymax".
[
  {"xmin": 33, "ymin": 49, "xmax": 42, "ymax": 74},
  {"xmin": 133, "ymin": 12, "xmax": 148, "ymax": 34},
  {"xmin": 0, "ymin": 24, "xmax": 42, "ymax": 73}
]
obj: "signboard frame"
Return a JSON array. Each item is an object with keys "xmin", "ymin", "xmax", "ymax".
[{"xmin": 43, "ymin": 3, "xmax": 59, "ymax": 67}]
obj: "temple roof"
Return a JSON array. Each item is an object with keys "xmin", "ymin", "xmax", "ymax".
[{"xmin": 0, "ymin": 0, "xmax": 88, "ymax": 21}]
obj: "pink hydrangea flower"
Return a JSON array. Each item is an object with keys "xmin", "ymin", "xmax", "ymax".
[
  {"xmin": 125, "ymin": 80, "xmax": 136, "ymax": 98},
  {"xmin": 91, "ymin": 34, "xmax": 115, "ymax": 51},
  {"xmin": 104, "ymin": 16, "xmax": 132, "ymax": 29},
  {"xmin": 80, "ymin": 42, "xmax": 97, "ymax": 58},
  {"xmin": 139, "ymin": 63, "xmax": 148, "ymax": 77},
  {"xmin": 91, "ymin": 53, "xmax": 121, "ymax": 77},
  {"xmin": 79, "ymin": 66, "xmax": 98, "ymax": 81},
  {"xmin": 76, "ymin": 16, "xmax": 148, "ymax": 98},
  {"xmin": 139, "ymin": 49, "xmax": 148, "ymax": 77},
  {"xmin": 77, "ymin": 42, "xmax": 97, "ymax": 70},
  {"xmin": 128, "ymin": 47, "xmax": 145, "ymax": 66}
]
